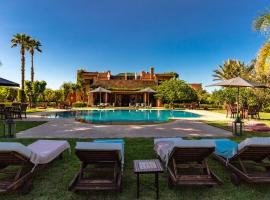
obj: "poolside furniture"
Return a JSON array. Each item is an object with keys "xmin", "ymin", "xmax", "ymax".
[
  {"xmin": 0, "ymin": 104, "xmax": 5, "ymax": 119},
  {"xmin": 225, "ymin": 104, "xmax": 238, "ymax": 118},
  {"xmin": 58, "ymin": 101, "xmax": 72, "ymax": 109},
  {"xmin": 36, "ymin": 102, "xmax": 48, "ymax": 109},
  {"xmin": 69, "ymin": 140, "xmax": 124, "ymax": 192},
  {"xmin": 133, "ymin": 159, "xmax": 163, "ymax": 199},
  {"xmin": 12, "ymin": 103, "xmax": 28, "ymax": 119},
  {"xmin": 0, "ymin": 140, "xmax": 70, "ymax": 193},
  {"xmin": 244, "ymin": 105, "xmax": 260, "ymax": 119},
  {"xmin": 189, "ymin": 102, "xmax": 198, "ymax": 110},
  {"xmin": 212, "ymin": 137, "xmax": 270, "ymax": 185},
  {"xmin": 154, "ymin": 138, "xmax": 222, "ymax": 187}
]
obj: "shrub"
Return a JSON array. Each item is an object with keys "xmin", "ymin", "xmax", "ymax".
[
  {"xmin": 72, "ymin": 102, "xmax": 87, "ymax": 107},
  {"xmin": 47, "ymin": 102, "xmax": 57, "ymax": 107},
  {"xmin": 164, "ymin": 104, "xmax": 170, "ymax": 109}
]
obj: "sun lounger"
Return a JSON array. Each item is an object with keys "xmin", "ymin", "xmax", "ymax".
[
  {"xmin": 0, "ymin": 140, "xmax": 70, "ymax": 193},
  {"xmin": 154, "ymin": 138, "xmax": 222, "ymax": 187},
  {"xmin": 69, "ymin": 139, "xmax": 124, "ymax": 192},
  {"xmin": 212, "ymin": 137, "xmax": 270, "ymax": 185}
]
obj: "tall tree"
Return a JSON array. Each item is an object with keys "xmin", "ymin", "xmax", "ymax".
[
  {"xmin": 28, "ymin": 39, "xmax": 42, "ymax": 82},
  {"xmin": 212, "ymin": 59, "xmax": 254, "ymax": 81},
  {"xmin": 155, "ymin": 78, "xmax": 198, "ymax": 107},
  {"xmin": 11, "ymin": 33, "xmax": 31, "ymax": 102},
  {"xmin": 255, "ymin": 42, "xmax": 270, "ymax": 74},
  {"xmin": 253, "ymin": 10, "xmax": 270, "ymax": 35},
  {"xmin": 253, "ymin": 10, "xmax": 270, "ymax": 74}
]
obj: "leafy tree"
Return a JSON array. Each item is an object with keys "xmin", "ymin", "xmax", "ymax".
[
  {"xmin": 44, "ymin": 89, "xmax": 63, "ymax": 103},
  {"xmin": 11, "ymin": 33, "xmax": 31, "ymax": 102},
  {"xmin": 163, "ymin": 72, "xmax": 180, "ymax": 79},
  {"xmin": 28, "ymin": 39, "xmax": 42, "ymax": 82},
  {"xmin": 60, "ymin": 82, "xmax": 78, "ymax": 100},
  {"xmin": 25, "ymin": 80, "xmax": 47, "ymax": 107},
  {"xmin": 0, "ymin": 87, "xmax": 18, "ymax": 102},
  {"xmin": 210, "ymin": 88, "xmax": 262, "ymax": 108},
  {"xmin": 212, "ymin": 59, "xmax": 254, "ymax": 80},
  {"xmin": 196, "ymin": 89, "xmax": 211, "ymax": 104},
  {"xmin": 155, "ymin": 78, "xmax": 197, "ymax": 107}
]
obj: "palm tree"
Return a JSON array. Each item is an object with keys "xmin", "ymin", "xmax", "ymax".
[
  {"xmin": 11, "ymin": 33, "xmax": 31, "ymax": 102},
  {"xmin": 253, "ymin": 10, "xmax": 270, "ymax": 35},
  {"xmin": 28, "ymin": 39, "xmax": 42, "ymax": 82},
  {"xmin": 255, "ymin": 42, "xmax": 270, "ymax": 74},
  {"xmin": 253, "ymin": 10, "xmax": 270, "ymax": 74},
  {"xmin": 213, "ymin": 59, "xmax": 253, "ymax": 81}
]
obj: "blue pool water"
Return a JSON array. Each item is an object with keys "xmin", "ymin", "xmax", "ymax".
[{"xmin": 45, "ymin": 110, "xmax": 200, "ymax": 124}]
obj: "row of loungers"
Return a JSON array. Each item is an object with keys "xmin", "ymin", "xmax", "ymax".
[{"xmin": 1, "ymin": 137, "xmax": 270, "ymax": 194}]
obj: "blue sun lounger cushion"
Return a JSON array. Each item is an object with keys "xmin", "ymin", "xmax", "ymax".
[
  {"xmin": 211, "ymin": 139, "xmax": 238, "ymax": 159},
  {"xmin": 93, "ymin": 139, "xmax": 125, "ymax": 164}
]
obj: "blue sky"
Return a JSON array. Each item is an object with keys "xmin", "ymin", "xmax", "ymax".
[{"xmin": 0, "ymin": 0, "xmax": 269, "ymax": 91}]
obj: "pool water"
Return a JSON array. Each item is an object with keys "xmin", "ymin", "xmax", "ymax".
[{"xmin": 45, "ymin": 110, "xmax": 201, "ymax": 124}]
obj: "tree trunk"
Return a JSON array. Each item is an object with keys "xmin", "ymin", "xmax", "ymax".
[
  {"xmin": 21, "ymin": 47, "xmax": 25, "ymax": 102},
  {"xmin": 31, "ymin": 50, "xmax": 34, "ymax": 82}
]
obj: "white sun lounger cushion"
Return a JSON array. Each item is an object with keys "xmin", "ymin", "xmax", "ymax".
[
  {"xmin": 154, "ymin": 139, "xmax": 215, "ymax": 167},
  {"xmin": 27, "ymin": 140, "xmax": 70, "ymax": 164},
  {"xmin": 238, "ymin": 137, "xmax": 270, "ymax": 151},
  {"xmin": 76, "ymin": 142, "xmax": 123, "ymax": 161},
  {"xmin": 154, "ymin": 137, "xmax": 183, "ymax": 145},
  {"xmin": 0, "ymin": 140, "xmax": 70, "ymax": 165},
  {"xmin": 174, "ymin": 140, "xmax": 216, "ymax": 148},
  {"xmin": 0, "ymin": 142, "xmax": 33, "ymax": 159}
]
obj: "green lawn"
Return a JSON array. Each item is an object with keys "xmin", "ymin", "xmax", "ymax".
[
  {"xmin": 209, "ymin": 109, "xmax": 270, "ymax": 126},
  {"xmin": 0, "ymin": 138, "xmax": 270, "ymax": 200},
  {"xmin": 0, "ymin": 121, "xmax": 46, "ymax": 137},
  {"xmin": 1, "ymin": 121, "xmax": 270, "ymax": 199}
]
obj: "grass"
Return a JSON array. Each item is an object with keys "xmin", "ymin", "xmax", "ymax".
[
  {"xmin": 1, "ymin": 137, "xmax": 270, "ymax": 200},
  {"xmin": 1, "ymin": 120, "xmax": 270, "ymax": 199},
  {"xmin": 0, "ymin": 121, "xmax": 46, "ymax": 136}
]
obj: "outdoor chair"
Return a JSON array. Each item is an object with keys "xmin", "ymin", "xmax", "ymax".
[
  {"xmin": 227, "ymin": 104, "xmax": 238, "ymax": 118},
  {"xmin": 0, "ymin": 140, "xmax": 70, "ymax": 194},
  {"xmin": 0, "ymin": 104, "xmax": 5, "ymax": 119},
  {"xmin": 12, "ymin": 103, "xmax": 28, "ymax": 119},
  {"xmin": 245, "ymin": 105, "xmax": 260, "ymax": 119},
  {"xmin": 69, "ymin": 139, "xmax": 124, "ymax": 192},
  {"xmin": 189, "ymin": 102, "xmax": 198, "ymax": 110},
  {"xmin": 212, "ymin": 137, "xmax": 270, "ymax": 185},
  {"xmin": 154, "ymin": 138, "xmax": 222, "ymax": 187}
]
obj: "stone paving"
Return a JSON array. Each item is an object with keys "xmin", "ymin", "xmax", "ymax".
[{"xmin": 17, "ymin": 110, "xmax": 232, "ymax": 138}]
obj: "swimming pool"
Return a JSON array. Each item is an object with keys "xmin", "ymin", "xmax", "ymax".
[{"xmin": 45, "ymin": 110, "xmax": 201, "ymax": 124}]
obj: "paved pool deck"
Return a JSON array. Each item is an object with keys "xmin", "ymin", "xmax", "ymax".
[{"xmin": 16, "ymin": 110, "xmax": 232, "ymax": 138}]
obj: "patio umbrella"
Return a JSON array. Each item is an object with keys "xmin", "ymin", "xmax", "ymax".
[
  {"xmin": 138, "ymin": 87, "xmax": 156, "ymax": 106},
  {"xmin": 0, "ymin": 77, "xmax": 19, "ymax": 87},
  {"xmin": 90, "ymin": 87, "xmax": 111, "ymax": 104},
  {"xmin": 208, "ymin": 77, "xmax": 267, "ymax": 118}
]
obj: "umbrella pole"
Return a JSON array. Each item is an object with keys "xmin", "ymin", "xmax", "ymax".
[
  {"xmin": 237, "ymin": 87, "xmax": 240, "ymax": 119},
  {"xmin": 100, "ymin": 92, "xmax": 101, "ymax": 105}
]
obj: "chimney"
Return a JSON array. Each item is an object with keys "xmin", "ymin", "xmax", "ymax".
[{"xmin": 150, "ymin": 67, "xmax": 154, "ymax": 79}]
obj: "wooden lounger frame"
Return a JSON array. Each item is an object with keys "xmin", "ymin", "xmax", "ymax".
[
  {"xmin": 213, "ymin": 145, "xmax": 270, "ymax": 185},
  {"xmin": 163, "ymin": 147, "xmax": 222, "ymax": 187},
  {"xmin": 69, "ymin": 150, "xmax": 122, "ymax": 192},
  {"xmin": 0, "ymin": 151, "xmax": 63, "ymax": 194}
]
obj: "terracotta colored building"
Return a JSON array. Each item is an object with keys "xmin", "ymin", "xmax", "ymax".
[{"xmin": 72, "ymin": 67, "xmax": 201, "ymax": 107}]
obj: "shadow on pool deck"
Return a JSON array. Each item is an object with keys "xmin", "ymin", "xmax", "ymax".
[{"xmin": 16, "ymin": 119, "xmax": 232, "ymax": 138}]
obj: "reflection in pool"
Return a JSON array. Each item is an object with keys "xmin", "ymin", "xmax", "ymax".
[{"xmin": 45, "ymin": 110, "xmax": 201, "ymax": 124}]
